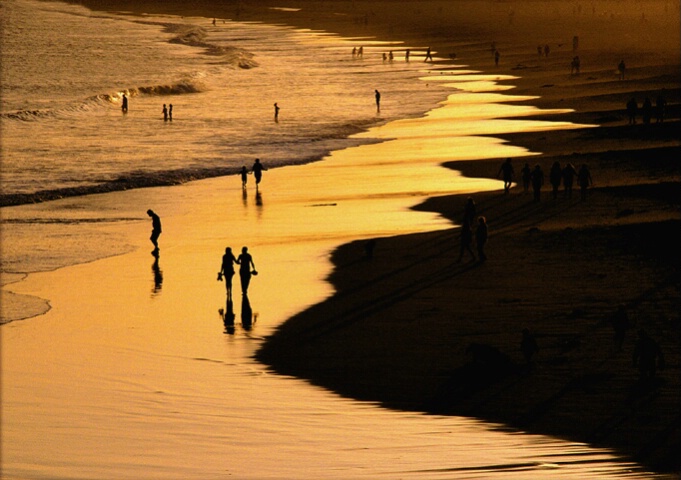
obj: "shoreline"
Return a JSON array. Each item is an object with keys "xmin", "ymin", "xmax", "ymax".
[{"xmin": 17, "ymin": 0, "xmax": 681, "ymax": 474}]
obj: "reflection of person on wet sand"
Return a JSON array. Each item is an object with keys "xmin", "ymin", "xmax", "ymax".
[
  {"xmin": 241, "ymin": 294, "xmax": 254, "ymax": 330},
  {"xmin": 219, "ymin": 247, "xmax": 238, "ymax": 301},
  {"xmin": 152, "ymin": 255, "xmax": 163, "ymax": 295},
  {"xmin": 147, "ymin": 209, "xmax": 161, "ymax": 255},
  {"xmin": 219, "ymin": 298, "xmax": 235, "ymax": 335},
  {"xmin": 237, "ymin": 246, "xmax": 256, "ymax": 295},
  {"xmin": 251, "ymin": 158, "xmax": 267, "ymax": 188}
]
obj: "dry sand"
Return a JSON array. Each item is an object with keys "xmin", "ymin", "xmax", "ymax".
[{"xmin": 75, "ymin": 0, "xmax": 681, "ymax": 473}]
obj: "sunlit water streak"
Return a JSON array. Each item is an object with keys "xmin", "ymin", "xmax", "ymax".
[{"xmin": 0, "ymin": 1, "xmax": 662, "ymax": 479}]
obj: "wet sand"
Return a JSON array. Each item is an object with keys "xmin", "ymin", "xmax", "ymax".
[{"xmin": 12, "ymin": 0, "xmax": 681, "ymax": 475}]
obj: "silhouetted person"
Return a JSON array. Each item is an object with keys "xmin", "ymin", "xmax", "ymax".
[
  {"xmin": 641, "ymin": 97, "xmax": 652, "ymax": 125},
  {"xmin": 549, "ymin": 161, "xmax": 562, "ymax": 199},
  {"xmin": 618, "ymin": 59, "xmax": 626, "ymax": 80},
  {"xmin": 611, "ymin": 305, "xmax": 630, "ymax": 351},
  {"xmin": 530, "ymin": 164, "xmax": 544, "ymax": 202},
  {"xmin": 521, "ymin": 328, "xmax": 539, "ymax": 366},
  {"xmin": 520, "ymin": 162, "xmax": 531, "ymax": 194},
  {"xmin": 237, "ymin": 246, "xmax": 256, "ymax": 295},
  {"xmin": 463, "ymin": 197, "xmax": 477, "ymax": 226},
  {"xmin": 562, "ymin": 162, "xmax": 578, "ymax": 198},
  {"xmin": 274, "ymin": 102, "xmax": 280, "ymax": 122},
  {"xmin": 655, "ymin": 92, "xmax": 667, "ymax": 123},
  {"xmin": 220, "ymin": 247, "xmax": 238, "ymax": 301},
  {"xmin": 405, "ymin": 49, "xmax": 410, "ymax": 62},
  {"xmin": 633, "ymin": 329, "xmax": 664, "ymax": 379},
  {"xmin": 494, "ymin": 49, "xmax": 500, "ymax": 66},
  {"xmin": 497, "ymin": 158, "xmax": 514, "ymax": 194},
  {"xmin": 544, "ymin": 44, "xmax": 550, "ymax": 57},
  {"xmin": 251, "ymin": 158, "xmax": 266, "ymax": 188},
  {"xmin": 168, "ymin": 104, "xmax": 173, "ymax": 121},
  {"xmin": 577, "ymin": 164, "xmax": 592, "ymax": 200},
  {"xmin": 476, "ymin": 216, "xmax": 488, "ymax": 262},
  {"xmin": 570, "ymin": 55, "xmax": 580, "ymax": 75},
  {"xmin": 375, "ymin": 89, "xmax": 381, "ymax": 112},
  {"xmin": 458, "ymin": 219, "xmax": 476, "ymax": 262},
  {"xmin": 162, "ymin": 104, "xmax": 168, "ymax": 121},
  {"xmin": 147, "ymin": 209, "xmax": 161, "ymax": 255},
  {"xmin": 424, "ymin": 47, "xmax": 433, "ymax": 62},
  {"xmin": 121, "ymin": 93, "xmax": 128, "ymax": 113},
  {"xmin": 240, "ymin": 166, "xmax": 249, "ymax": 188},
  {"xmin": 388, "ymin": 51, "xmax": 394, "ymax": 62},
  {"xmin": 358, "ymin": 46, "xmax": 363, "ymax": 58}
]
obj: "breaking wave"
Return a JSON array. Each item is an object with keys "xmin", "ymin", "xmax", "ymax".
[{"xmin": 164, "ymin": 23, "xmax": 259, "ymax": 68}]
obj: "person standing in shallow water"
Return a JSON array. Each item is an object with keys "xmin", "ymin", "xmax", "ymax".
[
  {"xmin": 168, "ymin": 104, "xmax": 173, "ymax": 121},
  {"xmin": 273, "ymin": 102, "xmax": 280, "ymax": 122},
  {"xmin": 162, "ymin": 104, "xmax": 168, "ymax": 121},
  {"xmin": 375, "ymin": 89, "xmax": 381, "ymax": 112},
  {"xmin": 147, "ymin": 209, "xmax": 161, "ymax": 255},
  {"xmin": 237, "ymin": 246, "xmax": 256, "ymax": 295},
  {"xmin": 121, "ymin": 93, "xmax": 128, "ymax": 113}
]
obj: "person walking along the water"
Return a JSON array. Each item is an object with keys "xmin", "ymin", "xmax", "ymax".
[
  {"xmin": 549, "ymin": 161, "xmax": 562, "ymax": 199},
  {"xmin": 274, "ymin": 102, "xmax": 280, "ymax": 122},
  {"xmin": 168, "ymin": 104, "xmax": 173, "ymax": 121},
  {"xmin": 562, "ymin": 162, "xmax": 578, "ymax": 199},
  {"xmin": 121, "ymin": 93, "xmax": 128, "ymax": 113},
  {"xmin": 147, "ymin": 209, "xmax": 161, "ymax": 255},
  {"xmin": 424, "ymin": 47, "xmax": 433, "ymax": 61},
  {"xmin": 240, "ymin": 166, "xmax": 249, "ymax": 188},
  {"xmin": 578, "ymin": 164, "xmax": 592, "ymax": 200},
  {"xmin": 251, "ymin": 158, "xmax": 267, "ymax": 188},
  {"xmin": 530, "ymin": 164, "xmax": 544, "ymax": 202},
  {"xmin": 237, "ymin": 246, "xmax": 257, "ymax": 295},
  {"xmin": 162, "ymin": 104, "xmax": 168, "ymax": 121},
  {"xmin": 375, "ymin": 89, "xmax": 381, "ymax": 112},
  {"xmin": 497, "ymin": 158, "xmax": 514, "ymax": 194},
  {"xmin": 219, "ymin": 247, "xmax": 239, "ymax": 301}
]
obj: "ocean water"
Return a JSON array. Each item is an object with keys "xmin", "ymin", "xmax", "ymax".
[
  {"xmin": 1, "ymin": 1, "xmax": 667, "ymax": 479},
  {"xmin": 0, "ymin": 0, "xmax": 450, "ymax": 202}
]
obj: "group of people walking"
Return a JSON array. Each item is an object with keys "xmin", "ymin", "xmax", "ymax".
[
  {"xmin": 499, "ymin": 158, "xmax": 593, "ymax": 201},
  {"xmin": 457, "ymin": 197, "xmax": 488, "ymax": 263}
]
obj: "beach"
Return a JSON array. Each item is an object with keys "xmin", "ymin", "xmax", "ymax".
[{"xmin": 2, "ymin": 0, "xmax": 680, "ymax": 477}]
